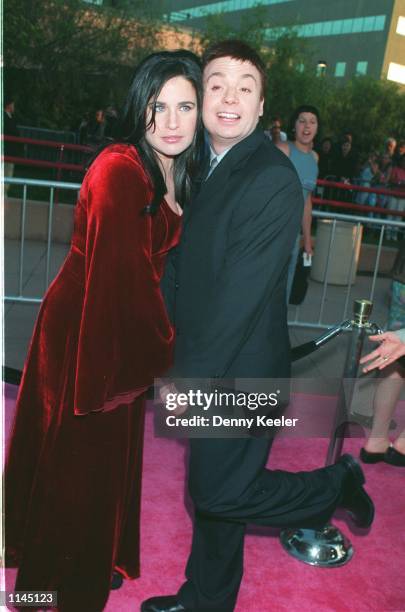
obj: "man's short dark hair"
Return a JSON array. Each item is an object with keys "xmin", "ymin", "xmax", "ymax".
[{"xmin": 202, "ymin": 39, "xmax": 267, "ymax": 97}]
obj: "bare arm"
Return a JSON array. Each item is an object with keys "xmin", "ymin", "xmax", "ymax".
[{"xmin": 302, "ymin": 193, "xmax": 313, "ymax": 255}]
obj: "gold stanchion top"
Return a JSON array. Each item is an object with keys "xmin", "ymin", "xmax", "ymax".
[{"xmin": 353, "ymin": 299, "xmax": 373, "ymax": 327}]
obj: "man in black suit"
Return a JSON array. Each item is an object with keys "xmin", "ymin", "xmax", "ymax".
[{"xmin": 142, "ymin": 41, "xmax": 374, "ymax": 612}]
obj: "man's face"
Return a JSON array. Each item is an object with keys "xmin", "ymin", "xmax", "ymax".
[
  {"xmin": 202, "ymin": 56, "xmax": 264, "ymax": 154},
  {"xmin": 271, "ymin": 121, "xmax": 281, "ymax": 137},
  {"xmin": 342, "ymin": 141, "xmax": 351, "ymax": 155}
]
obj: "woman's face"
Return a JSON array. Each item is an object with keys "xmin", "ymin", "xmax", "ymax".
[
  {"xmin": 294, "ymin": 112, "xmax": 318, "ymax": 146},
  {"xmin": 145, "ymin": 76, "xmax": 198, "ymax": 162}
]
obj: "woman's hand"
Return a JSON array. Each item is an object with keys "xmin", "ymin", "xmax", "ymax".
[
  {"xmin": 360, "ymin": 332, "xmax": 405, "ymax": 372},
  {"xmin": 303, "ymin": 239, "xmax": 313, "ymax": 257}
]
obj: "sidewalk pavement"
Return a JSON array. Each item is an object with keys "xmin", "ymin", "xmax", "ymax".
[{"xmin": 3, "ymin": 239, "xmax": 396, "ymax": 387}]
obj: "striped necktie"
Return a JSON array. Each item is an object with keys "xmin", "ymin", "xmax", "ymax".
[{"xmin": 206, "ymin": 156, "xmax": 218, "ymax": 180}]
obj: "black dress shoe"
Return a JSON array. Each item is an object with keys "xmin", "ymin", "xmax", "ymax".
[
  {"xmin": 141, "ymin": 595, "xmax": 186, "ymax": 612},
  {"xmin": 359, "ymin": 447, "xmax": 386, "ymax": 464},
  {"xmin": 384, "ymin": 446, "xmax": 405, "ymax": 466},
  {"xmin": 338, "ymin": 454, "xmax": 375, "ymax": 528},
  {"xmin": 110, "ymin": 571, "xmax": 123, "ymax": 590}
]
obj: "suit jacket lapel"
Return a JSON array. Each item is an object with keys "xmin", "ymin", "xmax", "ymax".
[{"xmin": 184, "ymin": 127, "xmax": 266, "ymax": 229}]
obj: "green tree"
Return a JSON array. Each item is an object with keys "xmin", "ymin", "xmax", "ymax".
[
  {"xmin": 190, "ymin": 10, "xmax": 405, "ymax": 152},
  {"xmin": 4, "ymin": 0, "xmax": 161, "ymax": 128},
  {"xmin": 322, "ymin": 76, "xmax": 405, "ymax": 153},
  {"xmin": 192, "ymin": 10, "xmax": 322, "ymax": 129}
]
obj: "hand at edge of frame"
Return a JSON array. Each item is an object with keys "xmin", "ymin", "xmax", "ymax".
[{"xmin": 360, "ymin": 332, "xmax": 405, "ymax": 372}]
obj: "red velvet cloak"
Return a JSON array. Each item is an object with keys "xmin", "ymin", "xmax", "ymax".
[{"xmin": 5, "ymin": 144, "xmax": 181, "ymax": 611}]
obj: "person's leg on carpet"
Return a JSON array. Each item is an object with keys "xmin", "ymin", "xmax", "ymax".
[
  {"xmin": 363, "ymin": 365, "xmax": 403, "ymax": 454},
  {"xmin": 177, "ymin": 516, "xmax": 245, "ymax": 612},
  {"xmin": 142, "ymin": 434, "xmax": 373, "ymax": 612}
]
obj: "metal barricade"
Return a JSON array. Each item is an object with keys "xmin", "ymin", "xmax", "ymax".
[
  {"xmin": 4, "ymin": 177, "xmax": 405, "ymax": 327},
  {"xmin": 288, "ymin": 210, "xmax": 405, "ymax": 331},
  {"xmin": 3, "ymin": 135, "xmax": 91, "ymax": 174},
  {"xmin": 4, "ymin": 177, "xmax": 81, "ymax": 304}
]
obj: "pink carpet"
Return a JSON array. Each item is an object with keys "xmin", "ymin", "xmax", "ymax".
[{"xmin": 3, "ymin": 384, "xmax": 405, "ymax": 612}]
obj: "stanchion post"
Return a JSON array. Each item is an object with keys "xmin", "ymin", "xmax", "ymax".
[
  {"xmin": 325, "ymin": 299, "xmax": 372, "ymax": 466},
  {"xmin": 280, "ymin": 299, "xmax": 378, "ymax": 567}
]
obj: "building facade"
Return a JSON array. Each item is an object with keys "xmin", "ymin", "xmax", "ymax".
[{"xmin": 158, "ymin": 0, "xmax": 405, "ymax": 84}]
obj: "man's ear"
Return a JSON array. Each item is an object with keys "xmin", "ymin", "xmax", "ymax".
[{"xmin": 259, "ymin": 98, "xmax": 264, "ymax": 117}]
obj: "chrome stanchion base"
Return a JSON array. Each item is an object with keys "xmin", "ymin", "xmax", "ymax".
[{"xmin": 280, "ymin": 524, "xmax": 353, "ymax": 567}]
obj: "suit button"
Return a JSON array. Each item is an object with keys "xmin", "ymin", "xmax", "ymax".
[{"xmin": 175, "ymin": 282, "xmax": 180, "ymax": 290}]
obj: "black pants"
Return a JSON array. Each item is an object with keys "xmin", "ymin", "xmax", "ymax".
[{"xmin": 178, "ymin": 437, "xmax": 344, "ymax": 611}]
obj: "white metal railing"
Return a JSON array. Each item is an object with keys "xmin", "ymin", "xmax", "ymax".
[
  {"xmin": 4, "ymin": 177, "xmax": 80, "ymax": 304},
  {"xmin": 4, "ymin": 177, "xmax": 405, "ymax": 331},
  {"xmin": 288, "ymin": 210, "xmax": 405, "ymax": 330}
]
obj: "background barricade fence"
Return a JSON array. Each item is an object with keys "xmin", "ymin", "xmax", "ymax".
[
  {"xmin": 2, "ymin": 135, "xmax": 92, "ymax": 187},
  {"xmin": 316, "ymin": 177, "xmax": 405, "ymax": 225},
  {"xmin": 17, "ymin": 126, "xmax": 78, "ymax": 145},
  {"xmin": 288, "ymin": 210, "xmax": 405, "ymax": 330},
  {"xmin": 3, "ymin": 177, "xmax": 405, "ymax": 331},
  {"xmin": 4, "ymin": 177, "xmax": 81, "ymax": 304}
]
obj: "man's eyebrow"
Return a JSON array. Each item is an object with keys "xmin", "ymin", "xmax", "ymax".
[
  {"xmin": 206, "ymin": 72, "xmax": 225, "ymax": 81},
  {"xmin": 240, "ymin": 74, "xmax": 257, "ymax": 82},
  {"xmin": 205, "ymin": 71, "xmax": 258, "ymax": 83}
]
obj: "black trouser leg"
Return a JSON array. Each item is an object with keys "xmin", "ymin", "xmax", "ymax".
[
  {"xmin": 178, "ymin": 515, "xmax": 245, "ymax": 612},
  {"xmin": 178, "ymin": 437, "xmax": 344, "ymax": 611}
]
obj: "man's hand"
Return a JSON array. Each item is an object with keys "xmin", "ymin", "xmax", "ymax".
[
  {"xmin": 158, "ymin": 382, "xmax": 188, "ymax": 416},
  {"xmin": 360, "ymin": 332, "xmax": 405, "ymax": 372}
]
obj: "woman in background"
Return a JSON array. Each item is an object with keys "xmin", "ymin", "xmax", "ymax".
[
  {"xmin": 360, "ymin": 240, "xmax": 405, "ymax": 467},
  {"xmin": 360, "ymin": 329, "xmax": 405, "ymax": 467},
  {"xmin": 5, "ymin": 50, "xmax": 202, "ymax": 611},
  {"xmin": 277, "ymin": 104, "xmax": 319, "ymax": 302}
]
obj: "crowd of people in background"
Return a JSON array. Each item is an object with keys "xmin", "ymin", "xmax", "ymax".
[
  {"xmin": 4, "ymin": 98, "xmax": 405, "ymax": 243},
  {"xmin": 75, "ymin": 106, "xmax": 119, "ymax": 146},
  {"xmin": 263, "ymin": 116, "xmax": 405, "ymax": 247}
]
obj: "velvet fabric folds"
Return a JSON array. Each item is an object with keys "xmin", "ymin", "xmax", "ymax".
[{"xmin": 5, "ymin": 144, "xmax": 181, "ymax": 611}]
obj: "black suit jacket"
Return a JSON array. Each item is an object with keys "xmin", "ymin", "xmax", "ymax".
[{"xmin": 165, "ymin": 127, "xmax": 303, "ymax": 380}]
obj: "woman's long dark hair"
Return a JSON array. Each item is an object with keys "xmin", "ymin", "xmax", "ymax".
[{"xmin": 118, "ymin": 50, "xmax": 203, "ymax": 213}]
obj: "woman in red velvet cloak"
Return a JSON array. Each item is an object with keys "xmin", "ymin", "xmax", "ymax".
[{"xmin": 5, "ymin": 51, "xmax": 203, "ymax": 611}]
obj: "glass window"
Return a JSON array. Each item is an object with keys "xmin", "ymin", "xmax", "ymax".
[
  {"xmin": 335, "ymin": 62, "xmax": 346, "ymax": 77},
  {"xmin": 397, "ymin": 16, "xmax": 405, "ymax": 35},
  {"xmin": 354, "ymin": 17, "xmax": 365, "ymax": 33},
  {"xmin": 375, "ymin": 15, "xmax": 386, "ymax": 30},
  {"xmin": 331, "ymin": 20, "xmax": 343, "ymax": 35},
  {"xmin": 387, "ymin": 62, "xmax": 405, "ymax": 84},
  {"xmin": 364, "ymin": 16, "xmax": 376, "ymax": 31},
  {"xmin": 312, "ymin": 23, "xmax": 323, "ymax": 36},
  {"xmin": 166, "ymin": 4, "xmax": 387, "ymax": 33},
  {"xmin": 341, "ymin": 19, "xmax": 353, "ymax": 34},
  {"xmin": 356, "ymin": 61, "xmax": 368, "ymax": 75}
]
